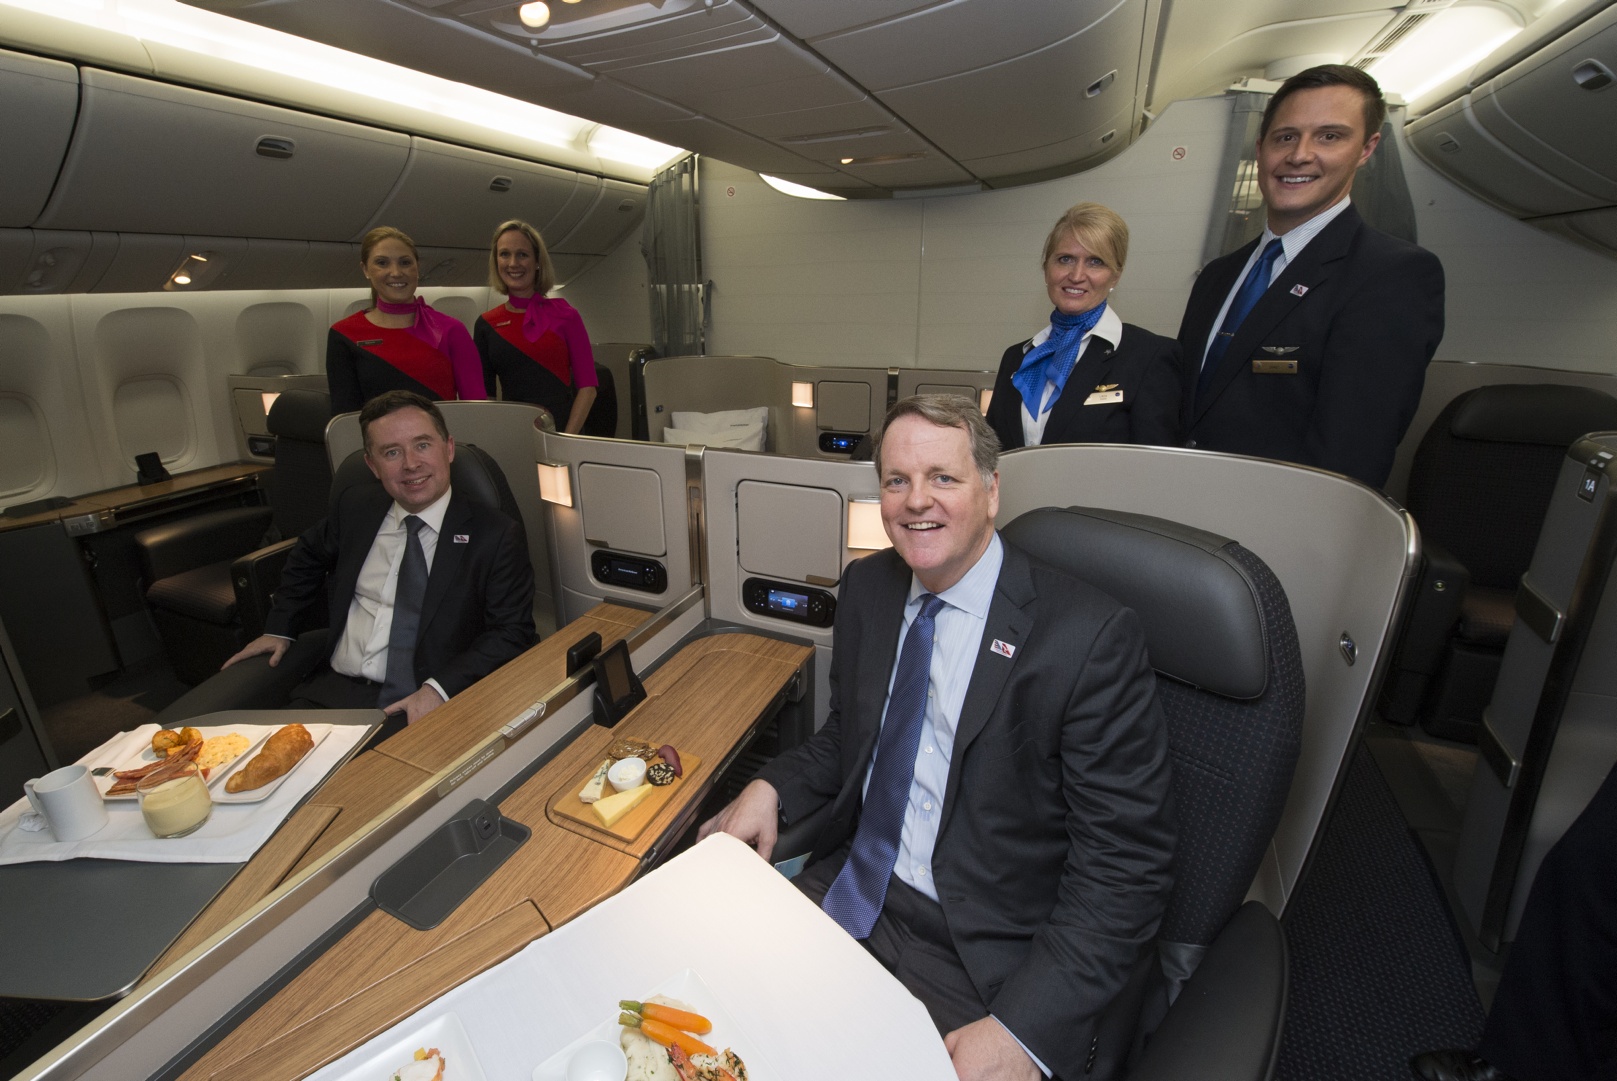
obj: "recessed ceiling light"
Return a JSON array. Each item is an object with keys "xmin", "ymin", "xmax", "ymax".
[
  {"xmin": 759, "ymin": 175, "xmax": 846, "ymax": 201},
  {"xmin": 172, "ymin": 273, "xmax": 192, "ymax": 286},
  {"xmin": 518, "ymin": 1, "xmax": 551, "ymax": 29},
  {"xmin": 840, "ymin": 157, "xmax": 854, "ymax": 164}
]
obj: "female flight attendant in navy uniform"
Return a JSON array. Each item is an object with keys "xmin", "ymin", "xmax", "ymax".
[
  {"xmin": 474, "ymin": 219, "xmax": 598, "ymax": 434},
  {"xmin": 327, "ymin": 226, "xmax": 486, "ymax": 415}
]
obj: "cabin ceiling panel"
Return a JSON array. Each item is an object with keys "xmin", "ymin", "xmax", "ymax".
[
  {"xmin": 94, "ymin": 234, "xmax": 186, "ymax": 294},
  {"xmin": 721, "ymin": 97, "xmax": 895, "ymax": 140},
  {"xmin": 550, "ymin": 179, "xmax": 648, "ymax": 255},
  {"xmin": 218, "ymin": 240, "xmax": 313, "ymax": 292},
  {"xmin": 530, "ymin": 0, "xmax": 766, "ymax": 67},
  {"xmin": 962, "ymin": 108, "xmax": 1134, "ymax": 185},
  {"xmin": 372, "ymin": 138, "xmax": 585, "ymax": 250},
  {"xmin": 833, "ymin": 157, "xmax": 978, "ymax": 188},
  {"xmin": 875, "ymin": 6, "xmax": 1144, "ymax": 163},
  {"xmin": 1471, "ymin": 88, "xmax": 1617, "ymax": 202},
  {"xmin": 37, "ymin": 70, "xmax": 412, "ymax": 243},
  {"xmin": 745, "ymin": 0, "xmax": 935, "ymax": 42},
  {"xmin": 629, "ymin": 115, "xmax": 834, "ymax": 174},
  {"xmin": 811, "ymin": 0, "xmax": 1133, "ymax": 91},
  {"xmin": 0, "ymin": 50, "xmax": 79, "ymax": 230},
  {"xmin": 601, "ymin": 39, "xmax": 860, "ymax": 118}
]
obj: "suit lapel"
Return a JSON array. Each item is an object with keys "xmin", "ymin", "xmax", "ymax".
[
  {"xmin": 1193, "ymin": 208, "xmax": 1361, "ymax": 422},
  {"xmin": 420, "ymin": 493, "xmax": 472, "ymax": 631},
  {"xmin": 332, "ymin": 489, "xmax": 391, "ymax": 622},
  {"xmin": 849, "ymin": 555, "xmax": 914, "ymax": 776},
  {"xmin": 939, "ymin": 547, "xmax": 1035, "ymax": 833},
  {"xmin": 1045, "ymin": 335, "xmax": 1118, "ymax": 439}
]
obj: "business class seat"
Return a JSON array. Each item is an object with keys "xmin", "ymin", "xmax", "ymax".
[
  {"xmin": 773, "ymin": 506, "xmax": 1304, "ymax": 1080},
  {"xmin": 150, "ymin": 441, "xmax": 526, "ymax": 725},
  {"xmin": 580, "ymin": 362, "xmax": 618, "ymax": 438},
  {"xmin": 1379, "ymin": 383, "xmax": 1617, "ymax": 740},
  {"xmin": 135, "ymin": 390, "xmax": 333, "ymax": 684}
]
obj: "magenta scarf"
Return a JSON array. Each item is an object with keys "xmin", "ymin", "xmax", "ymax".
[
  {"xmin": 504, "ymin": 293, "xmax": 579, "ymax": 344},
  {"xmin": 375, "ymin": 298, "xmax": 465, "ymax": 354}
]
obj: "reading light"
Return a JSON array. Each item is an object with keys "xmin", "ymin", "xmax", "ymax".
[
  {"xmin": 759, "ymin": 175, "xmax": 847, "ymax": 201},
  {"xmin": 172, "ymin": 273, "xmax": 192, "ymax": 286},
  {"xmin": 792, "ymin": 382, "xmax": 814, "ymax": 408},
  {"xmin": 261, "ymin": 391, "xmax": 281, "ymax": 415},
  {"xmin": 847, "ymin": 499, "xmax": 891, "ymax": 550},
  {"xmin": 840, "ymin": 157, "xmax": 854, "ymax": 164},
  {"xmin": 537, "ymin": 461, "xmax": 573, "ymax": 507},
  {"xmin": 978, "ymin": 388, "xmax": 993, "ymax": 413},
  {"xmin": 518, "ymin": 1, "xmax": 551, "ymax": 29}
]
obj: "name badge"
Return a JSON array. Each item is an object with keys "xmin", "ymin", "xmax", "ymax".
[
  {"xmin": 495, "ymin": 320, "xmax": 512, "ymax": 327},
  {"xmin": 1252, "ymin": 359, "xmax": 1298, "ymax": 374},
  {"xmin": 357, "ymin": 339, "xmax": 384, "ymax": 347},
  {"xmin": 1084, "ymin": 389, "xmax": 1124, "ymax": 406}
]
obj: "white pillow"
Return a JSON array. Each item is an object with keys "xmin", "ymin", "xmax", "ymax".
[
  {"xmin": 669, "ymin": 407, "xmax": 770, "ymax": 434},
  {"xmin": 663, "ymin": 422, "xmax": 766, "ymax": 452}
]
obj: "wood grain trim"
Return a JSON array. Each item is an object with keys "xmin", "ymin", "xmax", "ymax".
[
  {"xmin": 146, "ymin": 805, "xmax": 341, "ymax": 978},
  {"xmin": 208, "ymin": 901, "xmax": 548, "ymax": 1081}
]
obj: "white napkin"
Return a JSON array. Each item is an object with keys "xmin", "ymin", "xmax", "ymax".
[{"xmin": 0, "ymin": 723, "xmax": 369, "ymax": 865}]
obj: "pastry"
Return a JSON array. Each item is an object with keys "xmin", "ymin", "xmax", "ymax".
[{"xmin": 225, "ymin": 724, "xmax": 314, "ymax": 793}]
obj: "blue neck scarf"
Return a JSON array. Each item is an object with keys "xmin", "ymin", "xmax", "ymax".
[{"xmin": 1011, "ymin": 303, "xmax": 1108, "ymax": 416}]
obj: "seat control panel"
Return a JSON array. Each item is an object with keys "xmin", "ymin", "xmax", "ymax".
[
  {"xmin": 743, "ymin": 576, "xmax": 836, "ymax": 627},
  {"xmin": 591, "ymin": 550, "xmax": 667, "ymax": 593},
  {"xmin": 818, "ymin": 432, "xmax": 863, "ymax": 454}
]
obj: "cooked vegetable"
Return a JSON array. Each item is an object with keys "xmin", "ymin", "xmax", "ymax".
[
  {"xmin": 656, "ymin": 744, "xmax": 683, "ymax": 777},
  {"xmin": 619, "ymin": 1011, "xmax": 715, "ymax": 1057},
  {"xmin": 620, "ymin": 999, "xmax": 712, "ymax": 1034}
]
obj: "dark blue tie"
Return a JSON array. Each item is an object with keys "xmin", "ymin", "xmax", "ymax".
[
  {"xmin": 380, "ymin": 515, "xmax": 427, "ymax": 708},
  {"xmin": 822, "ymin": 593, "xmax": 947, "ymax": 939},
  {"xmin": 1199, "ymin": 237, "xmax": 1285, "ymax": 400}
]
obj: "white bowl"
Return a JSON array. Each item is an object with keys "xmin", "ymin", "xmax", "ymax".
[
  {"xmin": 566, "ymin": 1039, "xmax": 627, "ymax": 1081},
  {"xmin": 607, "ymin": 757, "xmax": 647, "ymax": 793}
]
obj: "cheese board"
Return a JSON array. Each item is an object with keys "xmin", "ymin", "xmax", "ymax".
[{"xmin": 548, "ymin": 751, "xmax": 702, "ymax": 844}]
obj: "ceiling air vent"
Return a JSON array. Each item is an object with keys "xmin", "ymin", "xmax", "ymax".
[
  {"xmin": 1353, "ymin": 0, "xmax": 1454, "ymax": 68},
  {"xmin": 255, "ymin": 136, "xmax": 295, "ymax": 160}
]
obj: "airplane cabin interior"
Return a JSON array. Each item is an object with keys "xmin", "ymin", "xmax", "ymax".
[{"xmin": 0, "ymin": 0, "xmax": 1616, "ymax": 1079}]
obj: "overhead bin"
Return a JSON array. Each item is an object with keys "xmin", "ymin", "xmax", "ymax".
[
  {"xmin": 550, "ymin": 179, "xmax": 647, "ymax": 256},
  {"xmin": 0, "ymin": 229, "xmax": 117, "ymax": 294},
  {"xmin": 370, "ymin": 138, "xmax": 585, "ymax": 250},
  {"xmin": 1408, "ymin": 98, "xmax": 1607, "ymax": 217},
  {"xmin": 0, "ymin": 49, "xmax": 79, "ymax": 229},
  {"xmin": 36, "ymin": 69, "xmax": 411, "ymax": 242}
]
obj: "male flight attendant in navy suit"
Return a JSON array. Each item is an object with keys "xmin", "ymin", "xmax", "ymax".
[
  {"xmin": 701, "ymin": 396, "xmax": 1176, "ymax": 1081},
  {"xmin": 1177, "ymin": 64, "xmax": 1445, "ymax": 489}
]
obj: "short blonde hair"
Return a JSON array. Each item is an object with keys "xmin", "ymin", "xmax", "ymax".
[
  {"xmin": 487, "ymin": 219, "xmax": 557, "ymax": 296},
  {"xmin": 1040, "ymin": 202, "xmax": 1129, "ymax": 276}
]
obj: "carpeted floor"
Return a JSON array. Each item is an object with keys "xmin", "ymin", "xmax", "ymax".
[
  {"xmin": 40, "ymin": 660, "xmax": 189, "ymax": 765},
  {"xmin": 1277, "ymin": 745, "xmax": 1486, "ymax": 1080}
]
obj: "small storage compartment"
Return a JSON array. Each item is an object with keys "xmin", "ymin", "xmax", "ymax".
[
  {"xmin": 0, "ymin": 49, "xmax": 79, "ymax": 228},
  {"xmin": 37, "ymin": 69, "xmax": 411, "ymax": 242},
  {"xmin": 815, "ymin": 381, "xmax": 871, "ymax": 433},
  {"xmin": 737, "ymin": 481, "xmax": 843, "ymax": 584},
  {"xmin": 577, "ymin": 463, "xmax": 667, "ymax": 555},
  {"xmin": 373, "ymin": 137, "xmax": 584, "ymax": 250}
]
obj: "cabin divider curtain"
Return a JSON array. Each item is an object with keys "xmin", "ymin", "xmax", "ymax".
[
  {"xmin": 1203, "ymin": 91, "xmax": 1420, "ymax": 266},
  {"xmin": 642, "ymin": 155, "xmax": 705, "ymax": 357}
]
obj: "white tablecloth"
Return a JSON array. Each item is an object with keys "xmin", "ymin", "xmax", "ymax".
[
  {"xmin": 308, "ymin": 833, "xmax": 956, "ymax": 1081},
  {"xmin": 0, "ymin": 723, "xmax": 369, "ymax": 865}
]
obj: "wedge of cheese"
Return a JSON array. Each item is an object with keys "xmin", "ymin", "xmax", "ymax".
[
  {"xmin": 592, "ymin": 782, "xmax": 652, "ymax": 827},
  {"xmin": 578, "ymin": 758, "xmax": 613, "ymax": 804}
]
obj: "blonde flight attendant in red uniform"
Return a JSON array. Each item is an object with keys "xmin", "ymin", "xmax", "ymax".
[
  {"xmin": 473, "ymin": 219, "xmax": 597, "ymax": 434},
  {"xmin": 326, "ymin": 226, "xmax": 487, "ymax": 415}
]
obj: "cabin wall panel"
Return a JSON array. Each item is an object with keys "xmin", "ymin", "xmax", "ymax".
[
  {"xmin": 0, "ymin": 302, "xmax": 104, "ymax": 503},
  {"xmin": 554, "ymin": 234, "xmax": 652, "ymax": 345}
]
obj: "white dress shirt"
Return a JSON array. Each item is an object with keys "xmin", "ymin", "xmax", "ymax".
[
  {"xmin": 330, "ymin": 486, "xmax": 453, "ymax": 702},
  {"xmin": 1021, "ymin": 304, "xmax": 1124, "ymax": 446},
  {"xmin": 1198, "ymin": 196, "xmax": 1353, "ymax": 370}
]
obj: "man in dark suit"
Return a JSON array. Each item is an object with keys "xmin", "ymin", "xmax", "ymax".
[
  {"xmin": 223, "ymin": 390, "xmax": 535, "ymax": 724},
  {"xmin": 1177, "ymin": 64, "xmax": 1445, "ymax": 489},
  {"xmin": 701, "ymin": 395, "xmax": 1176, "ymax": 1081}
]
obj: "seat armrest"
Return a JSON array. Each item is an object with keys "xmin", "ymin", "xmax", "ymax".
[
  {"xmin": 231, "ymin": 538, "xmax": 298, "ymax": 640},
  {"xmin": 1130, "ymin": 901, "xmax": 1287, "ymax": 1081},
  {"xmin": 1380, "ymin": 541, "xmax": 1471, "ymax": 724},
  {"xmin": 772, "ymin": 800, "xmax": 835, "ymax": 869},
  {"xmin": 134, "ymin": 505, "xmax": 273, "ymax": 583},
  {"xmin": 149, "ymin": 629, "xmax": 329, "ymax": 726}
]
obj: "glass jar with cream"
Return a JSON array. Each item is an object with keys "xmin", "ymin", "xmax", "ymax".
[{"xmin": 137, "ymin": 762, "xmax": 213, "ymax": 838}]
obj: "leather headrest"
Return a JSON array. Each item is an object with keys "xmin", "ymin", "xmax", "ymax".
[
  {"xmin": 1001, "ymin": 507, "xmax": 1271, "ymax": 699},
  {"xmin": 266, "ymin": 390, "xmax": 332, "ymax": 443},
  {"xmin": 330, "ymin": 443, "xmax": 510, "ymax": 518},
  {"xmin": 1449, "ymin": 384, "xmax": 1617, "ymax": 446}
]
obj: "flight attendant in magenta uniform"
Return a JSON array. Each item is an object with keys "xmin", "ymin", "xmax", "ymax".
[
  {"xmin": 474, "ymin": 218, "xmax": 597, "ymax": 434},
  {"xmin": 986, "ymin": 201, "xmax": 1181, "ymax": 450},
  {"xmin": 326, "ymin": 226, "xmax": 486, "ymax": 415}
]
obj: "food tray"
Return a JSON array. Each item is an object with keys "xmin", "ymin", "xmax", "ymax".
[{"xmin": 547, "ymin": 751, "xmax": 702, "ymax": 844}]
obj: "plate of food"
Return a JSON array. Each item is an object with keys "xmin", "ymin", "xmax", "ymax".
[
  {"xmin": 98, "ymin": 726, "xmax": 271, "ymax": 799},
  {"xmin": 211, "ymin": 723, "xmax": 330, "ymax": 803},
  {"xmin": 531, "ymin": 969, "xmax": 763, "ymax": 1081},
  {"xmin": 324, "ymin": 1010, "xmax": 485, "ymax": 1081}
]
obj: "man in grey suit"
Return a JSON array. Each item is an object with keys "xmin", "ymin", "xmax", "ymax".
[{"xmin": 701, "ymin": 395, "xmax": 1176, "ymax": 1081}]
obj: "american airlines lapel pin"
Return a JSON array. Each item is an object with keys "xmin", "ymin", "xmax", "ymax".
[
  {"xmin": 990, "ymin": 639, "xmax": 1016, "ymax": 658},
  {"xmin": 1290, "ymin": 284, "xmax": 1309, "ymax": 297},
  {"xmin": 453, "ymin": 534, "xmax": 470, "ymax": 543}
]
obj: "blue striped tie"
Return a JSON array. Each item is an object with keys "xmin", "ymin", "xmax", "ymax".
[
  {"xmin": 1199, "ymin": 237, "xmax": 1285, "ymax": 401},
  {"xmin": 822, "ymin": 593, "xmax": 946, "ymax": 939}
]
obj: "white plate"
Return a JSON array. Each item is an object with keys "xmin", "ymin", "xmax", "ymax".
[
  {"xmin": 96, "ymin": 726, "xmax": 273, "ymax": 800},
  {"xmin": 330, "ymin": 1011, "xmax": 485, "ymax": 1081},
  {"xmin": 211, "ymin": 725, "xmax": 332, "ymax": 803},
  {"xmin": 532, "ymin": 969, "xmax": 769, "ymax": 1081}
]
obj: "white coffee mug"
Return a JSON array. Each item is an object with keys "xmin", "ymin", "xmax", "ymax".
[{"xmin": 24, "ymin": 764, "xmax": 109, "ymax": 842}]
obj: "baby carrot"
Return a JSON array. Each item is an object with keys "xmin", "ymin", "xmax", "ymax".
[
  {"xmin": 619, "ymin": 1000, "xmax": 713, "ymax": 1035},
  {"xmin": 619, "ymin": 1012, "xmax": 715, "ymax": 1057}
]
